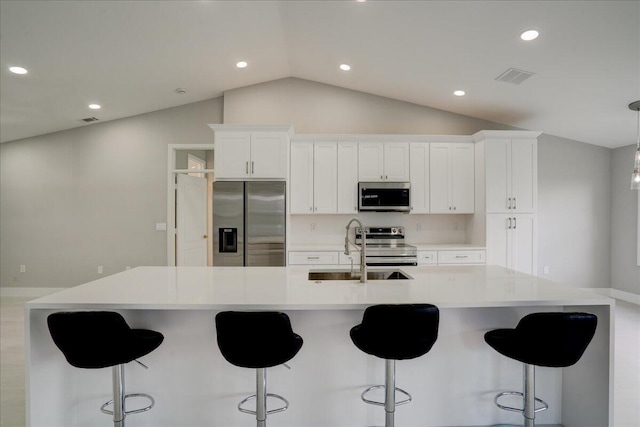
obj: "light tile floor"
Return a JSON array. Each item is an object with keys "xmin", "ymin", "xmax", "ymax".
[{"xmin": 1, "ymin": 296, "xmax": 638, "ymax": 427}]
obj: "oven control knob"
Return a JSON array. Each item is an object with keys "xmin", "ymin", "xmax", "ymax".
[{"xmin": 391, "ymin": 228, "xmax": 398, "ymax": 234}]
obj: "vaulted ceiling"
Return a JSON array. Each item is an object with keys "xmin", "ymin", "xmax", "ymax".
[{"xmin": 1, "ymin": 1, "xmax": 638, "ymax": 148}]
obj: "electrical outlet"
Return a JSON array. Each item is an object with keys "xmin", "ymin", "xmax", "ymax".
[
  {"xmin": 155, "ymin": 223, "xmax": 167, "ymax": 231},
  {"xmin": 543, "ymin": 266, "xmax": 550, "ymax": 275},
  {"xmin": 97, "ymin": 266, "xmax": 104, "ymax": 275},
  {"xmin": 416, "ymin": 223, "xmax": 422, "ymax": 231},
  {"xmin": 454, "ymin": 222, "xmax": 460, "ymax": 231},
  {"xmin": 20, "ymin": 265, "xmax": 26, "ymax": 273},
  {"xmin": 310, "ymin": 223, "xmax": 316, "ymax": 232}
]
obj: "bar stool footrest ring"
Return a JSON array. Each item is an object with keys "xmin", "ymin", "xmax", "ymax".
[
  {"xmin": 494, "ymin": 391, "xmax": 549, "ymax": 414},
  {"xmin": 101, "ymin": 393, "xmax": 155, "ymax": 416},
  {"xmin": 361, "ymin": 385, "xmax": 412, "ymax": 407},
  {"xmin": 237, "ymin": 393, "xmax": 290, "ymax": 416}
]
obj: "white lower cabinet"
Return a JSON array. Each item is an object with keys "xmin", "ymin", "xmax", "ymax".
[
  {"xmin": 437, "ymin": 250, "xmax": 486, "ymax": 265},
  {"xmin": 486, "ymin": 214, "xmax": 536, "ymax": 275},
  {"xmin": 288, "ymin": 251, "xmax": 339, "ymax": 265},
  {"xmin": 417, "ymin": 251, "xmax": 437, "ymax": 265}
]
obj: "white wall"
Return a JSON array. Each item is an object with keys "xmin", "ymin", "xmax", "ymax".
[
  {"xmin": 224, "ymin": 77, "xmax": 514, "ymax": 135},
  {"xmin": 0, "ymin": 98, "xmax": 223, "ymax": 288},
  {"xmin": 537, "ymin": 134, "xmax": 612, "ymax": 288},
  {"xmin": 610, "ymin": 144, "xmax": 640, "ymax": 295}
]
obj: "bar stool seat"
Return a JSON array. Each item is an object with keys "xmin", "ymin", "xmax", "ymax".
[
  {"xmin": 485, "ymin": 312, "xmax": 597, "ymax": 427},
  {"xmin": 215, "ymin": 311, "xmax": 303, "ymax": 427},
  {"xmin": 47, "ymin": 311, "xmax": 164, "ymax": 427},
  {"xmin": 350, "ymin": 304, "xmax": 439, "ymax": 427}
]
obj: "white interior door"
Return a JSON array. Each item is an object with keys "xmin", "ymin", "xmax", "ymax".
[{"xmin": 177, "ymin": 174, "xmax": 208, "ymax": 266}]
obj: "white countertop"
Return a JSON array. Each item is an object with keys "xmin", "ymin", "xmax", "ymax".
[
  {"xmin": 26, "ymin": 265, "xmax": 612, "ymax": 311},
  {"xmin": 288, "ymin": 244, "xmax": 485, "ymax": 251}
]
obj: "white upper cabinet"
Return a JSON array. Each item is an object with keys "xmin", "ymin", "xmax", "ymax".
[
  {"xmin": 358, "ymin": 142, "xmax": 410, "ymax": 182},
  {"xmin": 290, "ymin": 142, "xmax": 337, "ymax": 214},
  {"xmin": 485, "ymin": 139, "xmax": 537, "ymax": 213},
  {"xmin": 290, "ymin": 142, "xmax": 315, "ymax": 214},
  {"xmin": 337, "ymin": 142, "xmax": 359, "ymax": 214},
  {"xmin": 409, "ymin": 143, "xmax": 430, "ymax": 213},
  {"xmin": 313, "ymin": 142, "xmax": 338, "ymax": 214},
  {"xmin": 213, "ymin": 129, "xmax": 289, "ymax": 179},
  {"xmin": 430, "ymin": 143, "xmax": 474, "ymax": 213}
]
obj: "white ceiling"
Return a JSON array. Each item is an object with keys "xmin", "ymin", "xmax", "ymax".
[{"xmin": 1, "ymin": 1, "xmax": 638, "ymax": 148}]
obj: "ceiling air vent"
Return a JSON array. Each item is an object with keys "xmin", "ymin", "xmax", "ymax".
[
  {"xmin": 495, "ymin": 68, "xmax": 535, "ymax": 85},
  {"xmin": 80, "ymin": 117, "xmax": 99, "ymax": 123}
]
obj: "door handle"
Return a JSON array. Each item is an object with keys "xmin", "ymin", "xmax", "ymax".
[
  {"xmin": 203, "ymin": 234, "xmax": 208, "ymax": 239},
  {"xmin": 252, "ymin": 161, "xmax": 254, "ymax": 174}
]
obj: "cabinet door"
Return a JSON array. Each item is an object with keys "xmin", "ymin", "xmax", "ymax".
[
  {"xmin": 485, "ymin": 140, "xmax": 511, "ymax": 213},
  {"xmin": 384, "ymin": 142, "xmax": 410, "ymax": 181},
  {"xmin": 486, "ymin": 214, "xmax": 510, "ymax": 269},
  {"xmin": 337, "ymin": 142, "xmax": 359, "ymax": 214},
  {"xmin": 451, "ymin": 143, "xmax": 474, "ymax": 213},
  {"xmin": 290, "ymin": 143, "xmax": 314, "ymax": 214},
  {"xmin": 429, "ymin": 143, "xmax": 451, "ymax": 213},
  {"xmin": 511, "ymin": 140, "xmax": 537, "ymax": 213},
  {"xmin": 358, "ymin": 142, "xmax": 385, "ymax": 181},
  {"xmin": 313, "ymin": 142, "xmax": 338, "ymax": 214},
  {"xmin": 250, "ymin": 132, "xmax": 288, "ymax": 179},
  {"xmin": 511, "ymin": 214, "xmax": 536, "ymax": 275},
  {"xmin": 410, "ymin": 143, "xmax": 429, "ymax": 213},
  {"xmin": 214, "ymin": 132, "xmax": 251, "ymax": 179}
]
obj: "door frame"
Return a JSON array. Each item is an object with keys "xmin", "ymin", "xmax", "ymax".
[{"xmin": 167, "ymin": 144, "xmax": 215, "ymax": 266}]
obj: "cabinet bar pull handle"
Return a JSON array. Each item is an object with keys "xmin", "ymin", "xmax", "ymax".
[
  {"xmin": 251, "ymin": 161, "xmax": 254, "ymax": 174},
  {"xmin": 455, "ymin": 255, "xmax": 468, "ymax": 258},
  {"xmin": 385, "ymin": 175, "xmax": 388, "ymax": 180},
  {"xmin": 514, "ymin": 217, "xmax": 517, "ymax": 229},
  {"xmin": 508, "ymin": 218, "xmax": 512, "ymax": 229},
  {"xmin": 513, "ymin": 197, "xmax": 517, "ymax": 210},
  {"xmin": 307, "ymin": 256, "xmax": 320, "ymax": 260},
  {"xmin": 508, "ymin": 197, "xmax": 512, "ymax": 209},
  {"xmin": 246, "ymin": 161, "xmax": 249, "ymax": 174},
  {"xmin": 381, "ymin": 175, "xmax": 384, "ymax": 179}
]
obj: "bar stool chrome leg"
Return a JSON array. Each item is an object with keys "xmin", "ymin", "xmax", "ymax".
[
  {"xmin": 113, "ymin": 364, "xmax": 125, "ymax": 427},
  {"xmin": 257, "ymin": 368, "xmax": 266, "ymax": 427},
  {"xmin": 100, "ymin": 363, "xmax": 156, "ymax": 427},
  {"xmin": 493, "ymin": 364, "xmax": 548, "ymax": 427},
  {"xmin": 360, "ymin": 359, "xmax": 412, "ymax": 427}
]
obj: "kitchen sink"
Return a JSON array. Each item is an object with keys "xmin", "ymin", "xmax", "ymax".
[{"xmin": 308, "ymin": 269, "xmax": 412, "ymax": 281}]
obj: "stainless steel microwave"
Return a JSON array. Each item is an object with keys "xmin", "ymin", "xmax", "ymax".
[{"xmin": 358, "ymin": 182, "xmax": 411, "ymax": 212}]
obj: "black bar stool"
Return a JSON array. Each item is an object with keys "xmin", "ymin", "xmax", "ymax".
[
  {"xmin": 484, "ymin": 312, "xmax": 597, "ymax": 427},
  {"xmin": 47, "ymin": 311, "xmax": 164, "ymax": 427},
  {"xmin": 350, "ymin": 304, "xmax": 439, "ymax": 427},
  {"xmin": 215, "ymin": 311, "xmax": 303, "ymax": 427}
]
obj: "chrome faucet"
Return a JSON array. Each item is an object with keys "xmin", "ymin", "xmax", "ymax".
[{"xmin": 345, "ymin": 218, "xmax": 367, "ymax": 283}]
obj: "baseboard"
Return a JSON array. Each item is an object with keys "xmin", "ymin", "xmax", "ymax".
[
  {"xmin": 590, "ymin": 288, "xmax": 640, "ymax": 306},
  {"xmin": 0, "ymin": 287, "xmax": 68, "ymax": 298}
]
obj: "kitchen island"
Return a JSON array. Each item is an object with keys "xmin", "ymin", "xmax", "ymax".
[{"xmin": 26, "ymin": 265, "xmax": 614, "ymax": 427}]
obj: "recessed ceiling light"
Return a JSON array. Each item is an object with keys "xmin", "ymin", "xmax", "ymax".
[
  {"xmin": 88, "ymin": 104, "xmax": 101, "ymax": 110},
  {"xmin": 236, "ymin": 61, "xmax": 248, "ymax": 68},
  {"xmin": 9, "ymin": 66, "xmax": 28, "ymax": 75},
  {"xmin": 340, "ymin": 64, "xmax": 351, "ymax": 71},
  {"xmin": 454, "ymin": 90, "xmax": 466, "ymax": 96},
  {"xmin": 356, "ymin": 0, "xmax": 367, "ymax": 2},
  {"xmin": 520, "ymin": 30, "xmax": 539, "ymax": 41}
]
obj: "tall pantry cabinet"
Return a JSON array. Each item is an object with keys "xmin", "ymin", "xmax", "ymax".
[{"xmin": 474, "ymin": 131, "xmax": 542, "ymax": 275}]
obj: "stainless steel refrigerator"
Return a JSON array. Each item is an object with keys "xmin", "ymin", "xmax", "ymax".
[{"xmin": 212, "ymin": 181, "xmax": 286, "ymax": 266}]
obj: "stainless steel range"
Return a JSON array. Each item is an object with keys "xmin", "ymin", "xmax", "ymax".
[{"xmin": 355, "ymin": 226, "xmax": 417, "ymax": 266}]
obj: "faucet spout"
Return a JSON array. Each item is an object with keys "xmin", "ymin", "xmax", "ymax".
[{"xmin": 344, "ymin": 218, "xmax": 367, "ymax": 283}]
